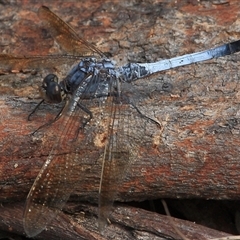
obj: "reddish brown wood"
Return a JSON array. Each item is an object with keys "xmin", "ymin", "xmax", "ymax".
[
  {"xmin": 1, "ymin": 0, "xmax": 240, "ymax": 239},
  {"xmin": 0, "ymin": 202, "xmax": 232, "ymax": 240}
]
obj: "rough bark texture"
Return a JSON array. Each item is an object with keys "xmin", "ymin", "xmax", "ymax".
[
  {"xmin": 1, "ymin": 0, "xmax": 240, "ymax": 239},
  {"xmin": 0, "ymin": 202, "xmax": 231, "ymax": 240}
]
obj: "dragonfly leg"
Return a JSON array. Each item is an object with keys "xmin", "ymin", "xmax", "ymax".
[
  {"xmin": 130, "ymin": 103, "xmax": 161, "ymax": 128},
  {"xmin": 30, "ymin": 100, "xmax": 68, "ymax": 135},
  {"xmin": 28, "ymin": 99, "xmax": 45, "ymax": 121},
  {"xmin": 77, "ymin": 102, "xmax": 93, "ymax": 127},
  {"xmin": 114, "ymin": 91, "xmax": 161, "ymax": 127},
  {"xmin": 68, "ymin": 102, "xmax": 93, "ymax": 141}
]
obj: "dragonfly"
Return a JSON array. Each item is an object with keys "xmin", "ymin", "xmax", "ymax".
[{"xmin": 1, "ymin": 6, "xmax": 240, "ymax": 238}]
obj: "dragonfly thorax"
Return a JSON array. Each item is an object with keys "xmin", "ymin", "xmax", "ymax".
[{"xmin": 63, "ymin": 58, "xmax": 117, "ymax": 98}]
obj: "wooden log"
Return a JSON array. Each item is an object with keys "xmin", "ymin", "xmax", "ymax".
[
  {"xmin": 1, "ymin": 0, "xmax": 240, "ymax": 201},
  {"xmin": 1, "ymin": 1, "xmax": 240, "ymax": 239},
  {"xmin": 0, "ymin": 201, "xmax": 232, "ymax": 240}
]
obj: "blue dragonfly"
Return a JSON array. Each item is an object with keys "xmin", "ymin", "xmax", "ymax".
[{"xmin": 1, "ymin": 6, "xmax": 239, "ymax": 237}]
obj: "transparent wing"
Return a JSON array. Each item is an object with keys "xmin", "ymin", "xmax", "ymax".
[
  {"xmin": 38, "ymin": 6, "xmax": 104, "ymax": 57},
  {"xmin": 98, "ymin": 81, "xmax": 160, "ymax": 230},
  {"xmin": 23, "ymin": 113, "xmax": 79, "ymax": 237},
  {"xmin": 98, "ymin": 92, "xmax": 130, "ymax": 230},
  {"xmin": 23, "ymin": 74, "xmax": 95, "ymax": 237},
  {"xmin": 0, "ymin": 54, "xmax": 79, "ymax": 71},
  {"xmin": 0, "ymin": 6, "xmax": 104, "ymax": 72}
]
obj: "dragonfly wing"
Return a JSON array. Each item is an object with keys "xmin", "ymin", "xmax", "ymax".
[
  {"xmin": 0, "ymin": 6, "xmax": 104, "ymax": 72},
  {"xmin": 23, "ymin": 106, "xmax": 81, "ymax": 237},
  {"xmin": 38, "ymin": 6, "xmax": 104, "ymax": 57},
  {"xmin": 98, "ymin": 96, "xmax": 135, "ymax": 230},
  {"xmin": 0, "ymin": 54, "xmax": 80, "ymax": 71},
  {"xmin": 23, "ymin": 74, "xmax": 95, "ymax": 237},
  {"xmin": 98, "ymin": 81, "xmax": 160, "ymax": 230}
]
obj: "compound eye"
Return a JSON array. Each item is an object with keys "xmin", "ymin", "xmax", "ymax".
[
  {"xmin": 42, "ymin": 74, "xmax": 58, "ymax": 90},
  {"xmin": 40, "ymin": 74, "xmax": 63, "ymax": 103}
]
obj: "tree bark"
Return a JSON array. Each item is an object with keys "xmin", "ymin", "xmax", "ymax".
[
  {"xmin": 1, "ymin": 0, "xmax": 240, "ymax": 239},
  {"xmin": 0, "ymin": 202, "xmax": 232, "ymax": 240}
]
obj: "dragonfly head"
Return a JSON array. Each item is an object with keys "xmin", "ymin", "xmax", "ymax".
[{"xmin": 40, "ymin": 74, "xmax": 65, "ymax": 103}]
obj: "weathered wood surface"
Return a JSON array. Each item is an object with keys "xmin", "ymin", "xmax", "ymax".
[
  {"xmin": 1, "ymin": 0, "xmax": 240, "ymax": 201},
  {"xmin": 0, "ymin": 202, "xmax": 231, "ymax": 240},
  {"xmin": 0, "ymin": 0, "xmax": 240, "ymax": 239}
]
